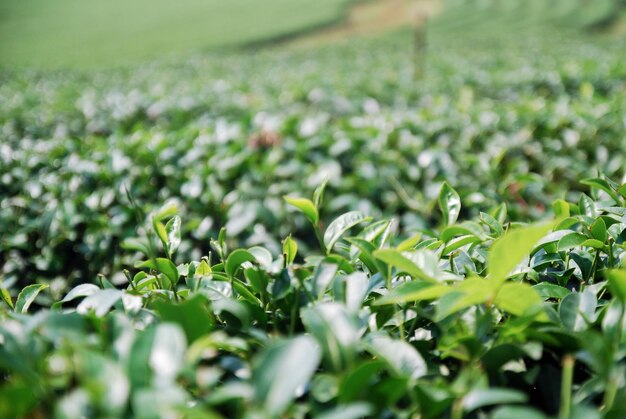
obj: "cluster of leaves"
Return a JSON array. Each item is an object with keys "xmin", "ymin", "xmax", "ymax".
[
  {"xmin": 2, "ymin": 178, "xmax": 626, "ymax": 418},
  {"xmin": 2, "ymin": 0, "xmax": 626, "ymax": 292}
]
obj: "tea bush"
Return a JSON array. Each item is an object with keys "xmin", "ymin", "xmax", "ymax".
[
  {"xmin": 2, "ymin": 0, "xmax": 626, "ymax": 417},
  {"xmin": 2, "ymin": 26, "xmax": 625, "ymax": 291},
  {"xmin": 2, "ymin": 180, "xmax": 626, "ymax": 417}
]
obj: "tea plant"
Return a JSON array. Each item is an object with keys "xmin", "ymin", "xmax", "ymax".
[
  {"xmin": 2, "ymin": 13, "xmax": 626, "ymax": 291},
  {"xmin": 2, "ymin": 0, "xmax": 626, "ymax": 417},
  {"xmin": 2, "ymin": 179, "xmax": 626, "ymax": 418}
]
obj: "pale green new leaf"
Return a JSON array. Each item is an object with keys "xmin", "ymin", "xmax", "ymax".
[
  {"xmin": 284, "ymin": 196, "xmax": 319, "ymax": 225},
  {"xmin": 165, "ymin": 215, "xmax": 182, "ymax": 257},
  {"xmin": 607, "ymin": 269, "xmax": 626, "ymax": 303},
  {"xmin": 374, "ymin": 281, "xmax": 449, "ymax": 305},
  {"xmin": 439, "ymin": 181, "xmax": 461, "ymax": 226},
  {"xmin": 282, "ymin": 235, "xmax": 298, "ymax": 265},
  {"xmin": 494, "ymin": 282, "xmax": 546, "ymax": 319},
  {"xmin": 489, "ymin": 222, "xmax": 554, "ymax": 284},
  {"xmin": 373, "ymin": 249, "xmax": 438, "ymax": 282}
]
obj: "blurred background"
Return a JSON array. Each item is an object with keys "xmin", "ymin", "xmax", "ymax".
[
  {"xmin": 1, "ymin": 0, "xmax": 626, "ymax": 293},
  {"xmin": 1, "ymin": 0, "xmax": 624, "ymax": 68}
]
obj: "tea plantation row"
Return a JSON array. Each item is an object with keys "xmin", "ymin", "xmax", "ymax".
[
  {"xmin": 2, "ymin": 28, "xmax": 625, "ymax": 291},
  {"xmin": 2, "ymin": 0, "xmax": 626, "ymax": 417},
  {"xmin": 2, "ymin": 180, "xmax": 626, "ymax": 417}
]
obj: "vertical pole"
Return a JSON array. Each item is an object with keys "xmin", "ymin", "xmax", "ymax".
[{"xmin": 413, "ymin": 11, "xmax": 428, "ymax": 80}]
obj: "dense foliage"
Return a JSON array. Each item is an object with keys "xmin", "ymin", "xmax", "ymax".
[
  {"xmin": 2, "ymin": 181, "xmax": 626, "ymax": 418},
  {"xmin": 2, "ymin": 0, "xmax": 626, "ymax": 417}
]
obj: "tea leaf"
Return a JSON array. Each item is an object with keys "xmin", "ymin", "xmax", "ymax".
[
  {"xmin": 489, "ymin": 222, "xmax": 554, "ymax": 284},
  {"xmin": 15, "ymin": 284, "xmax": 48, "ymax": 313}
]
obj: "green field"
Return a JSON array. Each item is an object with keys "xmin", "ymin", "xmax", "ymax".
[
  {"xmin": 2, "ymin": 0, "xmax": 626, "ymax": 417},
  {"xmin": 0, "ymin": 0, "xmax": 352, "ymax": 68}
]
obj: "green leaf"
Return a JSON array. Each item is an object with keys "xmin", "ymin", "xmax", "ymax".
[
  {"xmin": 435, "ymin": 277, "xmax": 495, "ymax": 320},
  {"xmin": 533, "ymin": 283, "xmax": 571, "ymax": 299},
  {"xmin": 358, "ymin": 219, "xmax": 393, "ymax": 244},
  {"xmin": 153, "ymin": 220, "xmax": 168, "ymax": 249},
  {"xmin": 441, "ymin": 221, "xmax": 488, "ymax": 242},
  {"xmin": 324, "ymin": 211, "xmax": 371, "ymax": 253},
  {"xmin": 154, "ymin": 202, "xmax": 178, "ymax": 221},
  {"xmin": 152, "ymin": 295, "xmax": 215, "ymax": 342},
  {"xmin": 374, "ymin": 281, "xmax": 449, "ymax": 305},
  {"xmin": 150, "ymin": 323, "xmax": 187, "ymax": 382},
  {"xmin": 76, "ymin": 289, "xmax": 123, "ymax": 317},
  {"xmin": 165, "ymin": 215, "xmax": 182, "ymax": 257},
  {"xmin": 581, "ymin": 239, "xmax": 604, "ymax": 249},
  {"xmin": 244, "ymin": 268, "xmax": 269, "ymax": 296},
  {"xmin": 312, "ymin": 263, "xmax": 338, "ymax": 299},
  {"xmin": 284, "ymin": 196, "xmax": 319, "ymax": 225},
  {"xmin": 480, "ymin": 212, "xmax": 504, "ymax": 237},
  {"xmin": 301, "ymin": 303, "xmax": 359, "ymax": 371},
  {"xmin": 60, "ymin": 284, "xmax": 100, "ymax": 303},
  {"xmin": 532, "ymin": 230, "xmax": 571, "ymax": 254},
  {"xmin": 313, "ymin": 177, "xmax": 329, "ymax": 209},
  {"xmin": 195, "ymin": 260, "xmax": 212, "ymax": 277},
  {"xmin": 373, "ymin": 249, "xmax": 438, "ymax": 282},
  {"xmin": 248, "ymin": 246, "xmax": 272, "ymax": 268},
  {"xmin": 150, "ymin": 258, "xmax": 180, "ymax": 286},
  {"xmin": 346, "ymin": 237, "xmax": 384, "ymax": 274},
  {"xmin": 489, "ymin": 222, "xmax": 554, "ymax": 284},
  {"xmin": 578, "ymin": 193, "xmax": 596, "ymax": 217},
  {"xmin": 282, "ymin": 235, "xmax": 298, "ymax": 265},
  {"xmin": 490, "ymin": 202, "xmax": 508, "ymax": 224},
  {"xmin": 491, "ymin": 406, "xmax": 548, "ymax": 419},
  {"xmin": 14, "ymin": 284, "xmax": 48, "ymax": 313},
  {"xmin": 552, "ymin": 199, "xmax": 570, "ymax": 218},
  {"xmin": 344, "ymin": 272, "xmax": 369, "ymax": 313},
  {"xmin": 581, "ymin": 178, "xmax": 621, "ymax": 203},
  {"xmin": 396, "ymin": 233, "xmax": 422, "ymax": 251},
  {"xmin": 463, "ymin": 388, "xmax": 527, "ymax": 412},
  {"xmin": 252, "ymin": 336, "xmax": 321, "ymax": 417},
  {"xmin": 338, "ymin": 361, "xmax": 387, "ymax": 403},
  {"xmin": 225, "ymin": 249, "xmax": 257, "ymax": 278},
  {"xmin": 606, "ymin": 269, "xmax": 626, "ymax": 303},
  {"xmin": 0, "ymin": 288, "xmax": 13, "ymax": 309},
  {"xmin": 363, "ymin": 334, "xmax": 426, "ymax": 381},
  {"xmin": 132, "ymin": 387, "xmax": 188, "ymax": 419},
  {"xmin": 316, "ymin": 403, "xmax": 373, "ymax": 419},
  {"xmin": 442, "ymin": 235, "xmax": 482, "ymax": 255},
  {"xmin": 589, "ymin": 217, "xmax": 607, "ymax": 243},
  {"xmin": 559, "ymin": 290, "xmax": 597, "ymax": 332},
  {"xmin": 438, "ymin": 181, "xmax": 461, "ymax": 226},
  {"xmin": 618, "ymin": 183, "xmax": 626, "ymax": 199},
  {"xmin": 121, "ymin": 238, "xmax": 152, "ymax": 257},
  {"xmin": 212, "ymin": 298, "xmax": 251, "ymax": 329},
  {"xmin": 602, "ymin": 298, "xmax": 626, "ymax": 344},
  {"xmin": 82, "ymin": 351, "xmax": 131, "ymax": 413},
  {"xmin": 557, "ymin": 232, "xmax": 588, "ymax": 251},
  {"xmin": 494, "ymin": 283, "xmax": 545, "ymax": 318}
]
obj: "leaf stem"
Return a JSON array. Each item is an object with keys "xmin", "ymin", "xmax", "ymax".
[
  {"xmin": 314, "ymin": 225, "xmax": 327, "ymax": 255},
  {"xmin": 602, "ymin": 373, "xmax": 619, "ymax": 413},
  {"xmin": 588, "ymin": 249, "xmax": 601, "ymax": 284},
  {"xmin": 451, "ymin": 397, "xmax": 464, "ymax": 419},
  {"xmin": 559, "ymin": 354, "xmax": 574, "ymax": 419},
  {"xmin": 289, "ymin": 294, "xmax": 298, "ymax": 337}
]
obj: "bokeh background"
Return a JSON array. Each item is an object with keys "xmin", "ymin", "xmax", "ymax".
[{"xmin": 2, "ymin": 0, "xmax": 626, "ymax": 293}]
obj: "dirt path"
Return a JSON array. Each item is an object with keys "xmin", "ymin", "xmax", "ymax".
[{"xmin": 285, "ymin": 0, "xmax": 440, "ymax": 48}]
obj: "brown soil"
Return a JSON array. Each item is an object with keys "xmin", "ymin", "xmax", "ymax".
[{"xmin": 284, "ymin": 0, "xmax": 441, "ymax": 48}]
